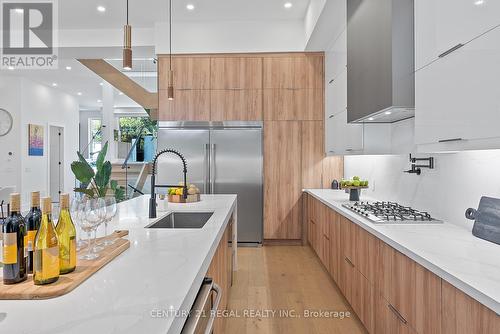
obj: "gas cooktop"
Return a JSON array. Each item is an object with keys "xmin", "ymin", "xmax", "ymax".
[{"xmin": 342, "ymin": 201, "xmax": 443, "ymax": 225}]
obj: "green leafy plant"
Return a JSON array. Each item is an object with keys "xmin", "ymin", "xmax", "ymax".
[{"xmin": 71, "ymin": 141, "xmax": 126, "ymax": 202}]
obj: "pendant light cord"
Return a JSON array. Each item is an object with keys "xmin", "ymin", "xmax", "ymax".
[
  {"xmin": 169, "ymin": 0, "xmax": 172, "ymax": 71},
  {"xmin": 126, "ymin": 0, "xmax": 129, "ymax": 25}
]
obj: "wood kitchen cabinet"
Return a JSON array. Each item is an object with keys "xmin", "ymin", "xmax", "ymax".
[
  {"xmin": 263, "ymin": 88, "xmax": 323, "ymax": 121},
  {"xmin": 210, "ymin": 89, "xmax": 262, "ymax": 121},
  {"xmin": 264, "ymin": 121, "xmax": 302, "ymax": 240},
  {"xmin": 158, "ymin": 56, "xmax": 210, "ymax": 90},
  {"xmin": 210, "ymin": 57, "xmax": 262, "ymax": 89},
  {"xmin": 441, "ymin": 280, "xmax": 500, "ymax": 334},
  {"xmin": 327, "ymin": 208, "xmax": 341, "ymax": 282},
  {"xmin": 263, "ymin": 54, "xmax": 323, "ymax": 121},
  {"xmin": 375, "ymin": 292, "xmax": 418, "ymax": 334},
  {"xmin": 263, "ymin": 55, "xmax": 323, "ymax": 89},
  {"xmin": 377, "ymin": 242, "xmax": 442, "ymax": 334},
  {"xmin": 206, "ymin": 218, "xmax": 232, "ymax": 333},
  {"xmin": 301, "ymin": 121, "xmax": 324, "ymax": 189},
  {"xmin": 352, "ymin": 268, "xmax": 376, "ymax": 334},
  {"xmin": 355, "ymin": 224, "xmax": 379, "ymax": 283},
  {"xmin": 158, "ymin": 89, "xmax": 210, "ymax": 121}
]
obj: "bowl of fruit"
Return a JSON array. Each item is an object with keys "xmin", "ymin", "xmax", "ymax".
[
  {"xmin": 340, "ymin": 176, "xmax": 369, "ymax": 201},
  {"xmin": 167, "ymin": 183, "xmax": 201, "ymax": 203}
]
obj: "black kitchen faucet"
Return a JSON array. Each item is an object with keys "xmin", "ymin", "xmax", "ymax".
[{"xmin": 149, "ymin": 149, "xmax": 188, "ymax": 218}]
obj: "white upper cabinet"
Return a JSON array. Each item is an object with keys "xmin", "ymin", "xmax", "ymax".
[
  {"xmin": 326, "ymin": 109, "xmax": 364, "ymax": 155},
  {"xmin": 416, "ymin": 0, "xmax": 500, "ymax": 70},
  {"xmin": 325, "ymin": 30, "xmax": 347, "ymax": 83},
  {"xmin": 415, "ymin": 26, "xmax": 500, "ymax": 147}
]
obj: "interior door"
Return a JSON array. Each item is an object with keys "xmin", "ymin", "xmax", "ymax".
[
  {"xmin": 49, "ymin": 126, "xmax": 64, "ymax": 201},
  {"xmin": 211, "ymin": 128, "xmax": 263, "ymax": 244},
  {"xmin": 156, "ymin": 128, "xmax": 210, "ymax": 194}
]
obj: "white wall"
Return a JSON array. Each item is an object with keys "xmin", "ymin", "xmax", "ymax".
[
  {"xmin": 344, "ymin": 150, "xmax": 500, "ymax": 231},
  {"xmin": 0, "ymin": 77, "xmax": 22, "ymax": 193},
  {"xmin": 155, "ymin": 20, "xmax": 306, "ymax": 54},
  {"xmin": 0, "ymin": 76, "xmax": 79, "ymax": 207}
]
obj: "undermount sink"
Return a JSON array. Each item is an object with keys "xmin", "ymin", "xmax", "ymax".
[{"xmin": 146, "ymin": 212, "xmax": 214, "ymax": 229}]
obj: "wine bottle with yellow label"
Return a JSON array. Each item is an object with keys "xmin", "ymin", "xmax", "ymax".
[
  {"xmin": 2, "ymin": 193, "xmax": 27, "ymax": 284},
  {"xmin": 56, "ymin": 194, "xmax": 76, "ymax": 274},
  {"xmin": 33, "ymin": 197, "xmax": 59, "ymax": 285},
  {"xmin": 25, "ymin": 191, "xmax": 41, "ymax": 274}
]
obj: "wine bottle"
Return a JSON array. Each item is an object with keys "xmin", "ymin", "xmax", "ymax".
[
  {"xmin": 33, "ymin": 197, "xmax": 59, "ymax": 285},
  {"xmin": 2, "ymin": 193, "xmax": 27, "ymax": 284},
  {"xmin": 24, "ymin": 191, "xmax": 41, "ymax": 274},
  {"xmin": 56, "ymin": 194, "xmax": 76, "ymax": 274}
]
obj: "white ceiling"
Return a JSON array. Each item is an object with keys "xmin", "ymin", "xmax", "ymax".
[
  {"xmin": 5, "ymin": 0, "xmax": 313, "ymax": 111},
  {"xmin": 60, "ymin": 0, "xmax": 311, "ymax": 29}
]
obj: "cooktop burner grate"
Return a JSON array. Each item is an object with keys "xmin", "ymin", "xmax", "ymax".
[{"xmin": 342, "ymin": 201, "xmax": 443, "ymax": 224}]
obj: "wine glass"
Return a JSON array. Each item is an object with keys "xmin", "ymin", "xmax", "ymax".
[
  {"xmin": 90, "ymin": 198, "xmax": 106, "ymax": 253},
  {"xmin": 100, "ymin": 197, "xmax": 117, "ymax": 246},
  {"xmin": 79, "ymin": 198, "xmax": 104, "ymax": 260},
  {"xmin": 70, "ymin": 195, "xmax": 86, "ymax": 250}
]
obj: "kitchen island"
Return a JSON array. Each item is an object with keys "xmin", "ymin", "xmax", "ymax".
[{"xmin": 0, "ymin": 194, "xmax": 237, "ymax": 334}]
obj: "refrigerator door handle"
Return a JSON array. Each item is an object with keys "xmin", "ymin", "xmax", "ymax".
[
  {"xmin": 210, "ymin": 144, "xmax": 216, "ymax": 193},
  {"xmin": 204, "ymin": 144, "xmax": 210, "ymax": 194}
]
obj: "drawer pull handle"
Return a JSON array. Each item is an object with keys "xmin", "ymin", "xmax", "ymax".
[
  {"xmin": 344, "ymin": 257, "xmax": 354, "ymax": 267},
  {"xmin": 438, "ymin": 137, "xmax": 463, "ymax": 143},
  {"xmin": 388, "ymin": 304, "xmax": 408, "ymax": 325},
  {"xmin": 438, "ymin": 43, "xmax": 464, "ymax": 58}
]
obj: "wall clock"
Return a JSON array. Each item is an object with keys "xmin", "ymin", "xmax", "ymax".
[{"xmin": 0, "ymin": 108, "xmax": 13, "ymax": 137}]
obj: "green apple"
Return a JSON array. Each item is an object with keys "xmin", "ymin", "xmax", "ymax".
[
  {"xmin": 352, "ymin": 180, "xmax": 361, "ymax": 187},
  {"xmin": 353, "ymin": 176, "xmax": 360, "ymax": 181}
]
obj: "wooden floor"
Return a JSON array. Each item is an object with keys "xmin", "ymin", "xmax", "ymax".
[{"xmin": 224, "ymin": 246, "xmax": 367, "ymax": 334}]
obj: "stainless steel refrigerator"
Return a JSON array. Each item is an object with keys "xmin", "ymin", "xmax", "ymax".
[{"xmin": 156, "ymin": 121, "xmax": 263, "ymax": 245}]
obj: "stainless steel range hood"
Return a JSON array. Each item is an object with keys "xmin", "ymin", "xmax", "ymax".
[{"xmin": 347, "ymin": 0, "xmax": 414, "ymax": 123}]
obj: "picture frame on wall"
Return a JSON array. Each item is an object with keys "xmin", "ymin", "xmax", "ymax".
[{"xmin": 28, "ymin": 124, "xmax": 44, "ymax": 156}]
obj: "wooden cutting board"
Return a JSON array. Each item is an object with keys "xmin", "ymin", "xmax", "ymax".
[{"xmin": 0, "ymin": 230, "xmax": 130, "ymax": 300}]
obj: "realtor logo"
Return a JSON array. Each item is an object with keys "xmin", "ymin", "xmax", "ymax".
[{"xmin": 1, "ymin": 0, "xmax": 58, "ymax": 69}]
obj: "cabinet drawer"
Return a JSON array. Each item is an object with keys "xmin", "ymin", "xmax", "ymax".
[
  {"xmin": 442, "ymin": 280, "xmax": 500, "ymax": 334},
  {"xmin": 327, "ymin": 209, "xmax": 341, "ymax": 282},
  {"xmin": 354, "ymin": 225, "xmax": 379, "ymax": 283},
  {"xmin": 352, "ymin": 268, "xmax": 376, "ymax": 333},
  {"xmin": 375, "ymin": 292, "xmax": 417, "ymax": 334},
  {"xmin": 377, "ymin": 242, "xmax": 442, "ymax": 334}
]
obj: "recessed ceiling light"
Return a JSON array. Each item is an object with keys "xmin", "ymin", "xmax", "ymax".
[
  {"xmin": 385, "ymin": 111, "xmax": 392, "ymax": 115},
  {"xmin": 65, "ymin": 66, "xmax": 72, "ymax": 70},
  {"xmin": 284, "ymin": 2, "xmax": 293, "ymax": 9},
  {"xmin": 368, "ymin": 117, "xmax": 375, "ymax": 121},
  {"xmin": 7, "ymin": 66, "xmax": 14, "ymax": 70},
  {"xmin": 52, "ymin": 83, "xmax": 58, "ymax": 87},
  {"xmin": 14, "ymin": 8, "xmax": 23, "ymax": 14},
  {"xmin": 118, "ymin": 92, "xmax": 124, "ymax": 95},
  {"xmin": 97, "ymin": 99, "xmax": 102, "ymax": 103},
  {"xmin": 474, "ymin": 0, "xmax": 485, "ymax": 5},
  {"xmin": 186, "ymin": 4, "xmax": 195, "ymax": 10},
  {"xmin": 99, "ymin": 82, "xmax": 104, "ymax": 86},
  {"xmin": 77, "ymin": 92, "xmax": 82, "ymax": 96},
  {"xmin": 97, "ymin": 6, "xmax": 106, "ymax": 12}
]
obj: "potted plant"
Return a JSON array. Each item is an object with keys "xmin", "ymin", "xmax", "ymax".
[{"xmin": 71, "ymin": 142, "xmax": 126, "ymax": 202}]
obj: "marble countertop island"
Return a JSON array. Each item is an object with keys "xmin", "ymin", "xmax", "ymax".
[
  {"xmin": 0, "ymin": 194, "xmax": 237, "ymax": 334},
  {"xmin": 305, "ymin": 189, "xmax": 500, "ymax": 315}
]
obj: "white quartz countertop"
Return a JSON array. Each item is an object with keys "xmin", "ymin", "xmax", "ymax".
[
  {"xmin": 305, "ymin": 189, "xmax": 500, "ymax": 315},
  {"xmin": 0, "ymin": 194, "xmax": 237, "ymax": 334}
]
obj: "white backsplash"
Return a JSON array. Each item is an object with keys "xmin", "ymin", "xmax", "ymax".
[{"xmin": 344, "ymin": 150, "xmax": 500, "ymax": 231}]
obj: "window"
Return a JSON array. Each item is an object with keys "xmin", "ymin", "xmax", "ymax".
[{"xmin": 88, "ymin": 118, "xmax": 102, "ymax": 162}]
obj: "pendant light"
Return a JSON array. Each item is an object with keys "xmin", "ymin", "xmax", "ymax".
[
  {"xmin": 167, "ymin": 0, "xmax": 174, "ymax": 100},
  {"xmin": 123, "ymin": 0, "xmax": 132, "ymax": 70}
]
